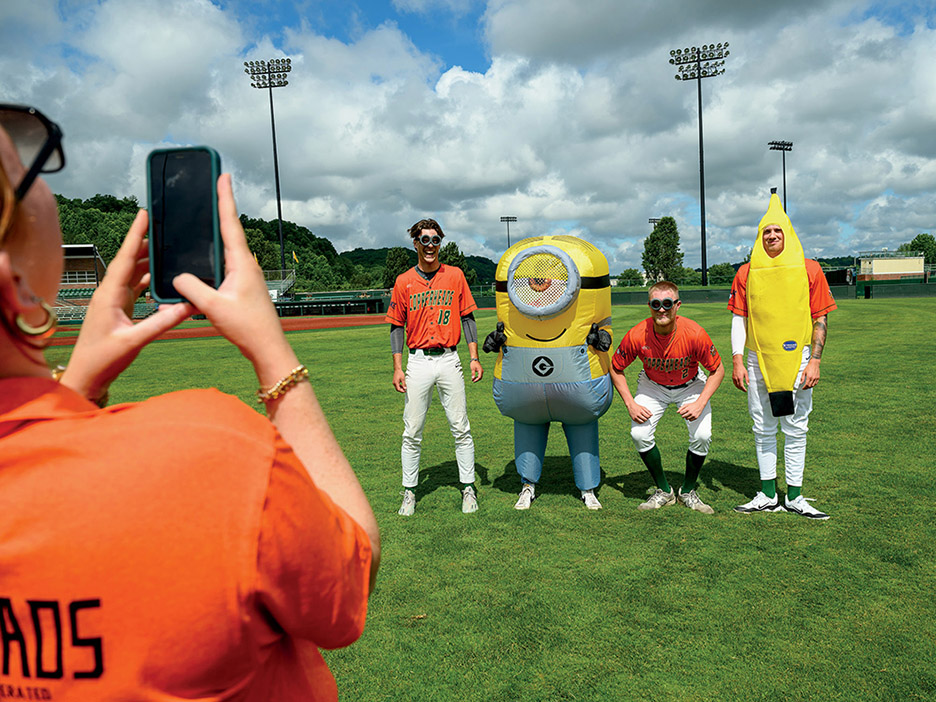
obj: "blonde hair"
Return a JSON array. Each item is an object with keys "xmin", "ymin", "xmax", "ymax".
[
  {"xmin": 0, "ymin": 156, "xmax": 15, "ymax": 246},
  {"xmin": 648, "ymin": 280, "xmax": 679, "ymax": 298}
]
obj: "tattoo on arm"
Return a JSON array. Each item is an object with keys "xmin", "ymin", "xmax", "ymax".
[{"xmin": 811, "ymin": 315, "xmax": 828, "ymax": 359}]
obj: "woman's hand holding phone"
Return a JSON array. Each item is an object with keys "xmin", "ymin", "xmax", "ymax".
[
  {"xmin": 60, "ymin": 209, "xmax": 194, "ymax": 403},
  {"xmin": 172, "ymin": 174, "xmax": 299, "ymax": 388}
]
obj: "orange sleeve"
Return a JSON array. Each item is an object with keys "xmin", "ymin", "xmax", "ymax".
[
  {"xmin": 457, "ymin": 269, "xmax": 478, "ymax": 317},
  {"xmin": 696, "ymin": 326, "xmax": 722, "ymax": 372},
  {"xmin": 254, "ymin": 434, "xmax": 372, "ymax": 650},
  {"xmin": 806, "ymin": 260, "xmax": 837, "ymax": 318},
  {"xmin": 727, "ymin": 264, "xmax": 748, "ymax": 316},
  {"xmin": 611, "ymin": 326, "xmax": 638, "ymax": 372},
  {"xmin": 384, "ymin": 273, "xmax": 409, "ymax": 326}
]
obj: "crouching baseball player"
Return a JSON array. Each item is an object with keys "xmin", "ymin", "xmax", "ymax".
[
  {"xmin": 610, "ymin": 281, "xmax": 724, "ymax": 513},
  {"xmin": 386, "ymin": 218, "xmax": 483, "ymax": 516}
]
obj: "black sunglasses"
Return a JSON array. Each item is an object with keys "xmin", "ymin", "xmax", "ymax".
[
  {"xmin": 418, "ymin": 234, "xmax": 442, "ymax": 246},
  {"xmin": 0, "ymin": 104, "xmax": 65, "ymax": 201},
  {"xmin": 649, "ymin": 297, "xmax": 679, "ymax": 311}
]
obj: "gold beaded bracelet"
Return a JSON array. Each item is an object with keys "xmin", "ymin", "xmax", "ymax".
[{"xmin": 256, "ymin": 364, "xmax": 309, "ymax": 403}]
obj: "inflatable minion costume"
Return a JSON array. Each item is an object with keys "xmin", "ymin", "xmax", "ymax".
[{"xmin": 482, "ymin": 236, "xmax": 613, "ymax": 509}]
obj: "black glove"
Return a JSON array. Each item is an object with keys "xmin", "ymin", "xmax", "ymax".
[
  {"xmin": 483, "ymin": 322, "xmax": 507, "ymax": 353},
  {"xmin": 586, "ymin": 323, "xmax": 612, "ymax": 352}
]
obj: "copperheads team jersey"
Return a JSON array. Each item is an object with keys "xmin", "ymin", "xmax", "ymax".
[
  {"xmin": 0, "ymin": 379, "xmax": 372, "ymax": 702},
  {"xmin": 728, "ymin": 259, "xmax": 837, "ymax": 319},
  {"xmin": 613, "ymin": 316, "xmax": 722, "ymax": 387},
  {"xmin": 385, "ymin": 265, "xmax": 478, "ymax": 349}
]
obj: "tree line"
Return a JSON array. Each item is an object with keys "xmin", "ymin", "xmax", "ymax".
[
  {"xmin": 619, "ymin": 216, "xmax": 932, "ymax": 288},
  {"xmin": 56, "ymin": 194, "xmax": 930, "ymax": 293},
  {"xmin": 55, "ymin": 193, "xmax": 495, "ymax": 292}
]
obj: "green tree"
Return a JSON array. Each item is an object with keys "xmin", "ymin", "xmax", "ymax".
[
  {"xmin": 439, "ymin": 241, "xmax": 478, "ymax": 285},
  {"xmin": 641, "ymin": 216, "xmax": 683, "ymax": 282},
  {"xmin": 383, "ymin": 247, "xmax": 412, "ymax": 288},
  {"xmin": 707, "ymin": 262, "xmax": 736, "ymax": 286},
  {"xmin": 908, "ymin": 233, "xmax": 936, "ymax": 264},
  {"xmin": 295, "ymin": 251, "xmax": 339, "ymax": 291},
  {"xmin": 84, "ymin": 193, "xmax": 139, "ymax": 214},
  {"xmin": 56, "ymin": 196, "xmax": 135, "ymax": 264},
  {"xmin": 675, "ymin": 267, "xmax": 701, "ymax": 286},
  {"xmin": 617, "ymin": 268, "xmax": 643, "ymax": 286},
  {"xmin": 349, "ymin": 264, "xmax": 384, "ymax": 289},
  {"xmin": 245, "ymin": 228, "xmax": 280, "ymax": 271}
]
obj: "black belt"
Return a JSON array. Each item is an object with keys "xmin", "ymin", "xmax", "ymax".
[
  {"xmin": 410, "ymin": 346, "xmax": 456, "ymax": 356},
  {"xmin": 659, "ymin": 379, "xmax": 693, "ymax": 390}
]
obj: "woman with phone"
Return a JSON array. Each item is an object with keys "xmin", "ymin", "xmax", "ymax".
[{"xmin": 0, "ymin": 104, "xmax": 379, "ymax": 701}]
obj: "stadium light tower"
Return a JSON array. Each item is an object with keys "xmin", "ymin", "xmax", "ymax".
[
  {"xmin": 768, "ymin": 140, "xmax": 793, "ymax": 211},
  {"xmin": 500, "ymin": 216, "xmax": 517, "ymax": 248},
  {"xmin": 669, "ymin": 42, "xmax": 729, "ymax": 286},
  {"xmin": 243, "ymin": 57, "xmax": 291, "ymax": 272}
]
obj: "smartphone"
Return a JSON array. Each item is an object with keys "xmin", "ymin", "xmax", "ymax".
[{"xmin": 147, "ymin": 146, "xmax": 223, "ymax": 303}]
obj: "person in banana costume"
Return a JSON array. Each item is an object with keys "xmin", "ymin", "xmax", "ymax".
[
  {"xmin": 482, "ymin": 235, "xmax": 613, "ymax": 510},
  {"xmin": 728, "ymin": 190, "xmax": 837, "ymax": 519}
]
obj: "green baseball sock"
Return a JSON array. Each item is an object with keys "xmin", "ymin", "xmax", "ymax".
[
  {"xmin": 761, "ymin": 479, "xmax": 777, "ymax": 499},
  {"xmin": 682, "ymin": 450, "xmax": 706, "ymax": 493},
  {"xmin": 787, "ymin": 485, "xmax": 801, "ymax": 501},
  {"xmin": 638, "ymin": 446, "xmax": 671, "ymax": 493}
]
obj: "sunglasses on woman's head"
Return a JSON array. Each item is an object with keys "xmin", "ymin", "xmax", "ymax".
[
  {"xmin": 418, "ymin": 234, "xmax": 442, "ymax": 246},
  {"xmin": 649, "ymin": 297, "xmax": 678, "ymax": 311},
  {"xmin": 0, "ymin": 104, "xmax": 65, "ymax": 201}
]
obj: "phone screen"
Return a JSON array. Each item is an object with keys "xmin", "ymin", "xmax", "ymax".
[{"xmin": 148, "ymin": 148, "xmax": 220, "ymax": 301}]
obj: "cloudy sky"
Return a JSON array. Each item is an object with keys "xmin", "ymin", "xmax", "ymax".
[{"xmin": 2, "ymin": 0, "xmax": 934, "ymax": 272}]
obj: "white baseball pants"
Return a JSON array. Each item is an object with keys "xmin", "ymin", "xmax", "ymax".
[
  {"xmin": 630, "ymin": 369, "xmax": 713, "ymax": 456},
  {"xmin": 745, "ymin": 347, "xmax": 812, "ymax": 487},
  {"xmin": 401, "ymin": 349, "xmax": 475, "ymax": 488}
]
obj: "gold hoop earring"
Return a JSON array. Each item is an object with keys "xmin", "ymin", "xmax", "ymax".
[{"xmin": 15, "ymin": 300, "xmax": 58, "ymax": 338}]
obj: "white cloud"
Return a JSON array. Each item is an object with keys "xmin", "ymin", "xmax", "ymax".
[{"xmin": 3, "ymin": 0, "xmax": 934, "ymax": 275}]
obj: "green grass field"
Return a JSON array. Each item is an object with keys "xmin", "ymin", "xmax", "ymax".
[{"xmin": 45, "ymin": 298, "xmax": 936, "ymax": 701}]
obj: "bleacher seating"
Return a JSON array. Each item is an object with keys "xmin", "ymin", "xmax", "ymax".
[{"xmin": 57, "ymin": 287, "xmax": 96, "ymax": 299}]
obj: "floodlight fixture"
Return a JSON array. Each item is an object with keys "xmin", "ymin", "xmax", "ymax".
[
  {"xmin": 243, "ymin": 57, "xmax": 293, "ymax": 271},
  {"xmin": 668, "ymin": 41, "xmax": 730, "ymax": 285}
]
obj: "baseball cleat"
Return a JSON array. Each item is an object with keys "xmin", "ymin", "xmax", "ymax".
[
  {"xmin": 581, "ymin": 489, "xmax": 602, "ymax": 510},
  {"xmin": 678, "ymin": 487, "xmax": 714, "ymax": 514},
  {"xmin": 638, "ymin": 488, "xmax": 676, "ymax": 510},
  {"xmin": 398, "ymin": 489, "xmax": 416, "ymax": 516},
  {"xmin": 784, "ymin": 495, "xmax": 830, "ymax": 520},
  {"xmin": 461, "ymin": 485, "xmax": 478, "ymax": 513},
  {"xmin": 734, "ymin": 491, "xmax": 784, "ymax": 513},
  {"xmin": 514, "ymin": 483, "xmax": 535, "ymax": 510}
]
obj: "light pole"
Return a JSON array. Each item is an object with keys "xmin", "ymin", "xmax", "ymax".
[
  {"xmin": 669, "ymin": 42, "xmax": 729, "ymax": 286},
  {"xmin": 649, "ymin": 217, "xmax": 661, "ymax": 229},
  {"xmin": 768, "ymin": 140, "xmax": 793, "ymax": 211},
  {"xmin": 500, "ymin": 216, "xmax": 517, "ymax": 249},
  {"xmin": 244, "ymin": 57, "xmax": 291, "ymax": 272}
]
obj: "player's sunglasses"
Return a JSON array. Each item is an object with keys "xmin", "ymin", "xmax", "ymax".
[
  {"xmin": 0, "ymin": 104, "xmax": 65, "ymax": 201},
  {"xmin": 418, "ymin": 234, "xmax": 442, "ymax": 246},
  {"xmin": 649, "ymin": 297, "xmax": 679, "ymax": 311}
]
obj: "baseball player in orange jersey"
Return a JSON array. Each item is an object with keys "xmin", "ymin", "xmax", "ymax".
[
  {"xmin": 728, "ymin": 197, "xmax": 837, "ymax": 519},
  {"xmin": 386, "ymin": 218, "xmax": 483, "ymax": 516},
  {"xmin": 610, "ymin": 281, "xmax": 725, "ymax": 513}
]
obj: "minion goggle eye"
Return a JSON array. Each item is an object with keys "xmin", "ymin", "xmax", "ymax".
[{"xmin": 505, "ymin": 245, "xmax": 580, "ymax": 319}]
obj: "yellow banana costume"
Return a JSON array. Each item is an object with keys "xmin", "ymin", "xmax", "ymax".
[
  {"xmin": 484, "ymin": 235, "xmax": 613, "ymax": 491},
  {"xmin": 747, "ymin": 193, "xmax": 812, "ymax": 416}
]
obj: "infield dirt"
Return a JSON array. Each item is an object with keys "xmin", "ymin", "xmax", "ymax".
[{"xmin": 48, "ymin": 314, "xmax": 386, "ymax": 347}]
